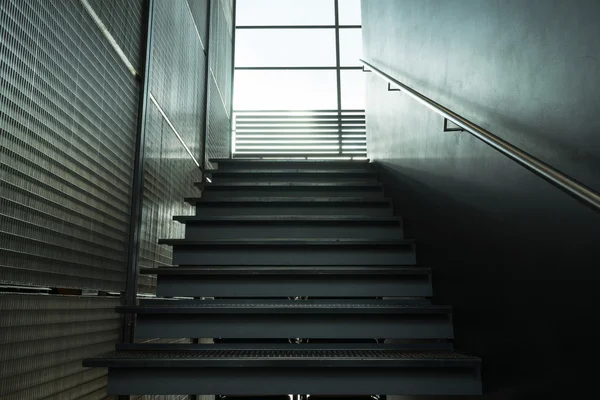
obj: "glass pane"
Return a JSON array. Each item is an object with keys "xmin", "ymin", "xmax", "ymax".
[
  {"xmin": 341, "ymin": 70, "xmax": 365, "ymax": 109},
  {"xmin": 235, "ymin": 29, "xmax": 336, "ymax": 67},
  {"xmin": 234, "ymin": 70, "xmax": 338, "ymax": 110},
  {"xmin": 339, "ymin": 28, "xmax": 362, "ymax": 66},
  {"xmin": 338, "ymin": 0, "xmax": 362, "ymax": 25},
  {"xmin": 237, "ymin": 0, "xmax": 335, "ymax": 26}
]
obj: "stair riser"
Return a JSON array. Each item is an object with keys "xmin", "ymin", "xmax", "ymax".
[
  {"xmin": 201, "ymin": 187, "xmax": 384, "ymax": 199},
  {"xmin": 195, "ymin": 205, "xmax": 394, "ymax": 216},
  {"xmin": 208, "ymin": 174, "xmax": 379, "ymax": 184},
  {"xmin": 108, "ymin": 367, "xmax": 482, "ymax": 396},
  {"xmin": 214, "ymin": 161, "xmax": 373, "ymax": 171},
  {"xmin": 172, "ymin": 246, "xmax": 417, "ymax": 266},
  {"xmin": 134, "ymin": 314, "xmax": 453, "ymax": 339},
  {"xmin": 184, "ymin": 224, "xmax": 404, "ymax": 240},
  {"xmin": 155, "ymin": 275, "xmax": 433, "ymax": 297}
]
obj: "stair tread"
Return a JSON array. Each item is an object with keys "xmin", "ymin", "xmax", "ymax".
[
  {"xmin": 159, "ymin": 238, "xmax": 414, "ymax": 246},
  {"xmin": 210, "ymin": 159, "xmax": 371, "ymax": 163},
  {"xmin": 197, "ymin": 182, "xmax": 382, "ymax": 187},
  {"xmin": 207, "ymin": 169, "xmax": 376, "ymax": 174},
  {"xmin": 139, "ymin": 266, "xmax": 430, "ymax": 275},
  {"xmin": 173, "ymin": 215, "xmax": 401, "ymax": 222},
  {"xmin": 84, "ymin": 348, "xmax": 478, "ymax": 368},
  {"xmin": 119, "ymin": 301, "xmax": 450, "ymax": 314},
  {"xmin": 185, "ymin": 196, "xmax": 392, "ymax": 204}
]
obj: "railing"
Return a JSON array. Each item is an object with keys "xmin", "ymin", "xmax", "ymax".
[
  {"xmin": 232, "ymin": 110, "xmax": 367, "ymax": 159},
  {"xmin": 360, "ymin": 59, "xmax": 600, "ymax": 212}
]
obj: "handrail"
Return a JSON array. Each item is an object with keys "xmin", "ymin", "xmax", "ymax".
[{"xmin": 360, "ymin": 59, "xmax": 600, "ymax": 212}]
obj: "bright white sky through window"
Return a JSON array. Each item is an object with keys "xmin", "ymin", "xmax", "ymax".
[{"xmin": 233, "ymin": 0, "xmax": 364, "ymax": 111}]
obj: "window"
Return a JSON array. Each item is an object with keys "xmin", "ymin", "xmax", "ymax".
[
  {"xmin": 233, "ymin": 0, "xmax": 365, "ymax": 158},
  {"xmin": 338, "ymin": 0, "xmax": 362, "ymax": 25},
  {"xmin": 236, "ymin": 29, "xmax": 336, "ymax": 67},
  {"xmin": 236, "ymin": 0, "xmax": 335, "ymax": 26},
  {"xmin": 234, "ymin": 70, "xmax": 338, "ymax": 110},
  {"xmin": 339, "ymin": 28, "xmax": 362, "ymax": 66}
]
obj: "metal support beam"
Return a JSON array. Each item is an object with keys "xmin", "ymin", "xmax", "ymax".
[
  {"xmin": 229, "ymin": 0, "xmax": 237, "ymax": 158},
  {"xmin": 201, "ymin": 0, "xmax": 213, "ymax": 177},
  {"xmin": 334, "ymin": 0, "xmax": 343, "ymax": 155}
]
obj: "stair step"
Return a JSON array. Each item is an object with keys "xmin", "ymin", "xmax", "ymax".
[
  {"xmin": 139, "ymin": 266, "xmax": 431, "ymax": 298},
  {"xmin": 198, "ymin": 182, "xmax": 380, "ymax": 187},
  {"xmin": 197, "ymin": 182, "xmax": 384, "ymax": 200},
  {"xmin": 83, "ymin": 346, "xmax": 482, "ymax": 396},
  {"xmin": 114, "ymin": 342, "xmax": 455, "ymax": 351},
  {"xmin": 174, "ymin": 215, "xmax": 400, "ymax": 222},
  {"xmin": 118, "ymin": 299, "xmax": 452, "ymax": 339},
  {"xmin": 186, "ymin": 196, "xmax": 392, "ymax": 204},
  {"xmin": 122, "ymin": 299, "xmax": 449, "ymax": 314},
  {"xmin": 187, "ymin": 197, "xmax": 394, "ymax": 217},
  {"xmin": 207, "ymin": 169, "xmax": 376, "ymax": 174},
  {"xmin": 174, "ymin": 215, "xmax": 403, "ymax": 240},
  {"xmin": 159, "ymin": 239, "xmax": 417, "ymax": 266},
  {"xmin": 206, "ymin": 170, "xmax": 379, "ymax": 183},
  {"xmin": 139, "ymin": 266, "xmax": 429, "ymax": 275},
  {"xmin": 210, "ymin": 159, "xmax": 372, "ymax": 172}
]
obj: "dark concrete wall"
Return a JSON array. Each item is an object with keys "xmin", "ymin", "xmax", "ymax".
[{"xmin": 362, "ymin": 0, "xmax": 600, "ymax": 397}]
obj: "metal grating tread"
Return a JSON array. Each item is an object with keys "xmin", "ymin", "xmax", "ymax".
[
  {"xmin": 123, "ymin": 302, "xmax": 446, "ymax": 309},
  {"xmin": 118, "ymin": 301, "xmax": 449, "ymax": 314},
  {"xmin": 196, "ymin": 182, "xmax": 383, "ymax": 187},
  {"xmin": 92, "ymin": 349, "xmax": 469, "ymax": 359},
  {"xmin": 83, "ymin": 349, "xmax": 480, "ymax": 369}
]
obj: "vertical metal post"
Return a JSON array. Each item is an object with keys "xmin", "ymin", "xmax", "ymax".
[
  {"xmin": 229, "ymin": 0, "xmax": 237, "ymax": 158},
  {"xmin": 122, "ymin": 0, "xmax": 155, "ymax": 345},
  {"xmin": 334, "ymin": 0, "xmax": 343, "ymax": 155},
  {"xmin": 201, "ymin": 0, "xmax": 213, "ymax": 179}
]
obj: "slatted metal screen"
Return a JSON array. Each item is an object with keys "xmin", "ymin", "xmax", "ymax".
[{"xmin": 233, "ymin": 110, "xmax": 367, "ymax": 158}]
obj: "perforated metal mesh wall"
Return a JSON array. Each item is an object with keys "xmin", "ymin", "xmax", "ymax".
[
  {"xmin": 1, "ymin": 0, "xmax": 232, "ymax": 397},
  {"xmin": 0, "ymin": 0, "xmax": 141, "ymax": 291},
  {"xmin": 0, "ymin": 0, "xmax": 143, "ymax": 397},
  {"xmin": 205, "ymin": 0, "xmax": 234, "ymax": 170},
  {"xmin": 137, "ymin": 102, "xmax": 202, "ymax": 292},
  {"xmin": 187, "ymin": 0, "xmax": 210, "ymax": 48},
  {"xmin": 0, "ymin": 294, "xmax": 121, "ymax": 399},
  {"xmin": 137, "ymin": 0, "xmax": 208, "ymax": 293}
]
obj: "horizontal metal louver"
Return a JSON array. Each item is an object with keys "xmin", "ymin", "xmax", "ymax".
[{"xmin": 233, "ymin": 110, "xmax": 367, "ymax": 159}]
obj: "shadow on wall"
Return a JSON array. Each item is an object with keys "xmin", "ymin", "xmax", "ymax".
[
  {"xmin": 375, "ymin": 160, "xmax": 600, "ymax": 399},
  {"xmin": 367, "ymin": 60, "xmax": 600, "ymax": 180}
]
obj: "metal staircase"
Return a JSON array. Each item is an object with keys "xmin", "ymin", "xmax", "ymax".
[{"xmin": 84, "ymin": 158, "xmax": 482, "ymax": 396}]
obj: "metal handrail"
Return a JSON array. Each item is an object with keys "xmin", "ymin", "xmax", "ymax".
[{"xmin": 360, "ymin": 59, "xmax": 600, "ymax": 212}]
